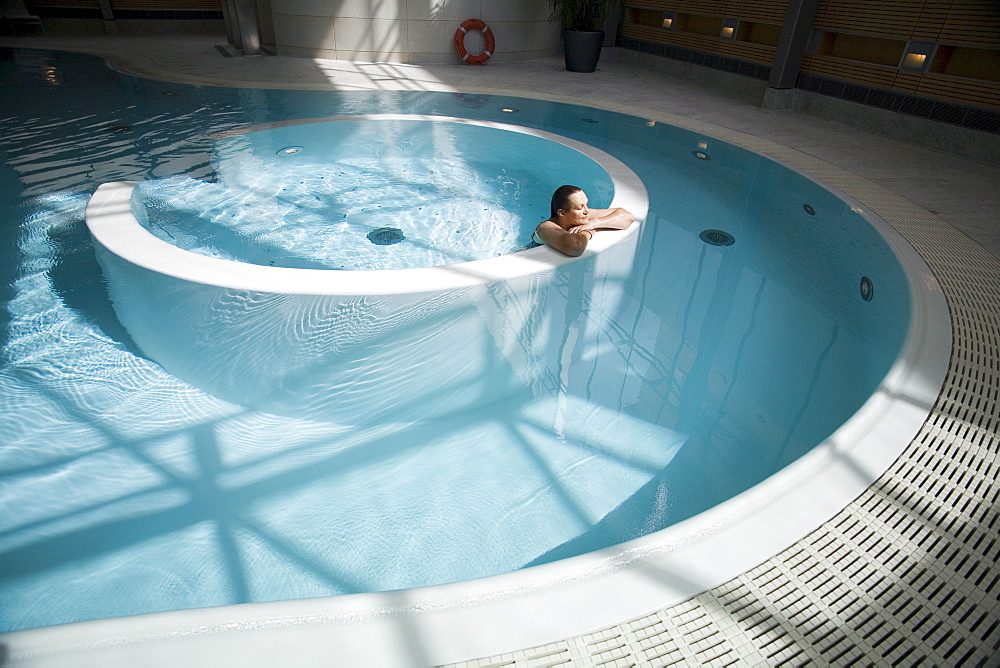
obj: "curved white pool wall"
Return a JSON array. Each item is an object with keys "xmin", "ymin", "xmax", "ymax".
[{"xmin": 86, "ymin": 118, "xmax": 649, "ymax": 424}]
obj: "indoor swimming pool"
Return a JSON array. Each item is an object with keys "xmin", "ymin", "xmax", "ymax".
[{"xmin": 0, "ymin": 48, "xmax": 949, "ymax": 661}]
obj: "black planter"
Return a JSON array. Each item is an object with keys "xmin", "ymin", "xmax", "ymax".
[{"xmin": 563, "ymin": 30, "xmax": 604, "ymax": 73}]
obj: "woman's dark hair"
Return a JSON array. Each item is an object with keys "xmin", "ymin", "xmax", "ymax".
[{"xmin": 550, "ymin": 185, "xmax": 582, "ymax": 218}]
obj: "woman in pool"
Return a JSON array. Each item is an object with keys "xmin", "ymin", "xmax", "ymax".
[{"xmin": 533, "ymin": 185, "xmax": 634, "ymax": 257}]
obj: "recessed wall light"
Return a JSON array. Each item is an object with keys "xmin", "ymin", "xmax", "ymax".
[{"xmin": 900, "ymin": 41, "xmax": 936, "ymax": 72}]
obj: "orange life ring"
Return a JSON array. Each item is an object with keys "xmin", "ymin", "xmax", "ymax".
[{"xmin": 455, "ymin": 19, "xmax": 494, "ymax": 65}]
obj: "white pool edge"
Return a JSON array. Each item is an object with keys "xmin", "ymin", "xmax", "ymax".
[
  {"xmin": 85, "ymin": 116, "xmax": 649, "ymax": 295},
  {"xmin": 4, "ymin": 123, "xmax": 952, "ymax": 668}
]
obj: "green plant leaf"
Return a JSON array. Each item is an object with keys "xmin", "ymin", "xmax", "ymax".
[{"xmin": 550, "ymin": 0, "xmax": 619, "ymax": 32}]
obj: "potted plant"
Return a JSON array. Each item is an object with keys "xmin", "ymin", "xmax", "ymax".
[{"xmin": 550, "ymin": 0, "xmax": 619, "ymax": 72}]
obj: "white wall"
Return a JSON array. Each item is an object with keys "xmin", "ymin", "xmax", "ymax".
[{"xmin": 271, "ymin": 0, "xmax": 560, "ymax": 63}]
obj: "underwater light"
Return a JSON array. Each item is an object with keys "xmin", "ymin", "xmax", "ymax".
[{"xmin": 860, "ymin": 276, "xmax": 874, "ymax": 301}]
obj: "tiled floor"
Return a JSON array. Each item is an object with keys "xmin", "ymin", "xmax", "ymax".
[{"xmin": 1, "ymin": 33, "xmax": 998, "ymax": 666}]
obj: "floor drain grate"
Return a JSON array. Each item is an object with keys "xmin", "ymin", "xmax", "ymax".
[
  {"xmin": 700, "ymin": 229, "xmax": 735, "ymax": 246},
  {"xmin": 367, "ymin": 227, "xmax": 405, "ymax": 245}
]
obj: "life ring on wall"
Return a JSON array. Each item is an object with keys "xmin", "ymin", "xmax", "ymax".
[{"xmin": 455, "ymin": 19, "xmax": 495, "ymax": 65}]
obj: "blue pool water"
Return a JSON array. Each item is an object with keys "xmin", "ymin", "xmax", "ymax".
[{"xmin": 0, "ymin": 48, "xmax": 910, "ymax": 633}]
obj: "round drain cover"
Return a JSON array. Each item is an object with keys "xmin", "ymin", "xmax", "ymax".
[
  {"xmin": 367, "ymin": 227, "xmax": 405, "ymax": 245},
  {"xmin": 700, "ymin": 229, "xmax": 735, "ymax": 246}
]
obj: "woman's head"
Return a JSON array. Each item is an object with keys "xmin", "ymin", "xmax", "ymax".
[
  {"xmin": 551, "ymin": 185, "xmax": 589, "ymax": 228},
  {"xmin": 550, "ymin": 185, "xmax": 583, "ymax": 218}
]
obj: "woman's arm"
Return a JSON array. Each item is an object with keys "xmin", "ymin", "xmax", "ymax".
[
  {"xmin": 534, "ymin": 208, "xmax": 634, "ymax": 257},
  {"xmin": 577, "ymin": 207, "xmax": 634, "ymax": 231},
  {"xmin": 534, "ymin": 220, "xmax": 593, "ymax": 257}
]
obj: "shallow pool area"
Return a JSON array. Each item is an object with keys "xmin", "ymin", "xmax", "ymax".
[
  {"xmin": 137, "ymin": 115, "xmax": 621, "ymax": 270},
  {"xmin": 0, "ymin": 47, "xmax": 954, "ymax": 664}
]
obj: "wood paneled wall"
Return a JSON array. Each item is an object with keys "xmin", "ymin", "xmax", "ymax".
[
  {"xmin": 28, "ymin": 1, "xmax": 222, "ymax": 9},
  {"xmin": 813, "ymin": 0, "xmax": 999, "ymax": 45},
  {"xmin": 621, "ymin": 0, "xmax": 1000, "ymax": 110},
  {"xmin": 621, "ymin": 0, "xmax": 786, "ymax": 65}
]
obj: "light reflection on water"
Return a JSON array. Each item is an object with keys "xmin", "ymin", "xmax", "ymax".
[{"xmin": 0, "ymin": 49, "xmax": 909, "ymax": 633}]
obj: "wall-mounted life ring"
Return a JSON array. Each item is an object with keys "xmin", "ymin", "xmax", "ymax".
[{"xmin": 454, "ymin": 19, "xmax": 494, "ymax": 65}]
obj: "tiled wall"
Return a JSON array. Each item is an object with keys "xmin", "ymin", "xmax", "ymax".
[{"xmin": 271, "ymin": 0, "xmax": 559, "ymax": 64}]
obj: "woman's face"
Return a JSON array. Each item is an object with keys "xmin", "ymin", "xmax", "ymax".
[{"xmin": 560, "ymin": 190, "xmax": 589, "ymax": 227}]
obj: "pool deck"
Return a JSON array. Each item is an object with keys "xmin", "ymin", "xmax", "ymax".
[{"xmin": 1, "ymin": 33, "xmax": 998, "ymax": 667}]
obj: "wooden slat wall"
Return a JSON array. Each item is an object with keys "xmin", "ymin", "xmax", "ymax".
[
  {"xmin": 911, "ymin": 1, "xmax": 958, "ymax": 41},
  {"xmin": 735, "ymin": 0, "xmax": 781, "ymax": 16},
  {"xmin": 622, "ymin": 0, "xmax": 999, "ymax": 111},
  {"xmin": 112, "ymin": 1, "xmax": 221, "ymax": 9},
  {"xmin": 800, "ymin": 54, "xmax": 900, "ymax": 88},
  {"xmin": 913, "ymin": 74, "xmax": 1000, "ymax": 108},
  {"xmin": 663, "ymin": 0, "xmax": 730, "ymax": 14},
  {"xmin": 802, "ymin": 1, "xmax": 999, "ymax": 108},
  {"xmin": 726, "ymin": 0, "xmax": 788, "ymax": 24},
  {"xmin": 627, "ymin": 0, "xmax": 668, "ymax": 10},
  {"xmin": 939, "ymin": 2, "xmax": 1000, "ymax": 45},
  {"xmin": 649, "ymin": 0, "xmax": 789, "ymax": 24},
  {"xmin": 28, "ymin": 0, "xmax": 221, "ymax": 9},
  {"xmin": 814, "ymin": 0, "xmax": 930, "ymax": 37},
  {"xmin": 814, "ymin": 0, "xmax": 1000, "ymax": 45},
  {"xmin": 622, "ymin": 0, "xmax": 786, "ymax": 65},
  {"xmin": 28, "ymin": 1, "xmax": 99, "ymax": 7},
  {"xmin": 620, "ymin": 23, "xmax": 777, "ymax": 64},
  {"xmin": 801, "ymin": 53, "xmax": 1000, "ymax": 108}
]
